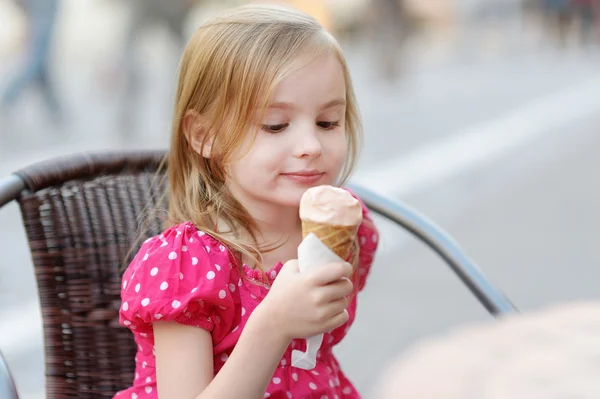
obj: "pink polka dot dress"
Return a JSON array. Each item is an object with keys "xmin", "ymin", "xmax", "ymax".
[{"xmin": 114, "ymin": 192, "xmax": 379, "ymax": 399}]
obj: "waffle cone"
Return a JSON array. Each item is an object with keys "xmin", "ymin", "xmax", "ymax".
[{"xmin": 301, "ymin": 220, "xmax": 358, "ymax": 260}]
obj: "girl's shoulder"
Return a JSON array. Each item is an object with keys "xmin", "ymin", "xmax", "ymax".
[
  {"xmin": 119, "ymin": 222, "xmax": 236, "ymax": 332},
  {"xmin": 127, "ymin": 221, "xmax": 232, "ymax": 273}
]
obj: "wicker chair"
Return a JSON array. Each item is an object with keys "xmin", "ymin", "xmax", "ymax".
[{"xmin": 0, "ymin": 150, "xmax": 516, "ymax": 398}]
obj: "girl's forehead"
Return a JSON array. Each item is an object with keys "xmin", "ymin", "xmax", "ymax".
[{"xmin": 266, "ymin": 53, "xmax": 346, "ymax": 108}]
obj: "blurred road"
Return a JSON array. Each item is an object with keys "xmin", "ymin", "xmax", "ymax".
[{"xmin": 1, "ymin": 1, "xmax": 599, "ymax": 398}]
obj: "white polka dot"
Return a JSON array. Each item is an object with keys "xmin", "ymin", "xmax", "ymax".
[
  {"xmin": 154, "ymin": 314, "xmax": 162, "ymax": 319},
  {"xmin": 229, "ymin": 283, "xmax": 236, "ymax": 292},
  {"xmin": 145, "ymin": 377, "xmax": 151, "ymax": 383},
  {"xmin": 238, "ymin": 278, "xmax": 242, "ymax": 286},
  {"xmin": 264, "ymin": 394, "xmax": 270, "ymax": 398},
  {"xmin": 342, "ymin": 387, "xmax": 352, "ymax": 394},
  {"xmin": 135, "ymin": 373, "xmax": 139, "ymax": 380},
  {"xmin": 292, "ymin": 373, "xmax": 298, "ymax": 382},
  {"xmin": 143, "ymin": 253, "xmax": 148, "ymax": 261},
  {"xmin": 219, "ymin": 245, "xmax": 225, "ymax": 252},
  {"xmin": 150, "ymin": 267, "xmax": 158, "ymax": 276},
  {"xmin": 122, "ymin": 302, "xmax": 129, "ymax": 311},
  {"xmin": 176, "ymin": 230, "xmax": 182, "ymax": 237},
  {"xmin": 180, "ymin": 272, "xmax": 184, "ymax": 280},
  {"xmin": 220, "ymin": 353, "xmax": 228, "ymax": 362},
  {"xmin": 241, "ymin": 307, "xmax": 246, "ymax": 316},
  {"xmin": 328, "ymin": 335, "xmax": 334, "ymax": 343},
  {"xmin": 280, "ymin": 359, "xmax": 287, "ymax": 366},
  {"xmin": 232, "ymin": 325, "xmax": 239, "ymax": 333},
  {"xmin": 309, "ymin": 382, "xmax": 317, "ymax": 390},
  {"xmin": 135, "ymin": 283, "xmax": 141, "ymax": 293},
  {"xmin": 142, "ymin": 361, "xmax": 147, "ymax": 368},
  {"xmin": 145, "ymin": 386, "xmax": 152, "ymax": 394},
  {"xmin": 181, "ymin": 245, "xmax": 188, "ymax": 252},
  {"xmin": 123, "ymin": 320, "xmax": 131, "ymax": 326},
  {"xmin": 287, "ymin": 392, "xmax": 293, "ymax": 399},
  {"xmin": 215, "ymin": 264, "xmax": 221, "ymax": 271},
  {"xmin": 329, "ymin": 380, "xmax": 334, "ymax": 388},
  {"xmin": 172, "ymin": 300, "xmax": 181, "ymax": 309},
  {"xmin": 160, "ymin": 282, "xmax": 168, "ymax": 290},
  {"xmin": 189, "ymin": 237, "xmax": 194, "ymax": 243},
  {"xmin": 272, "ymin": 377, "xmax": 281, "ymax": 384},
  {"xmin": 191, "ymin": 287, "xmax": 198, "ymax": 293},
  {"xmin": 198, "ymin": 231, "xmax": 205, "ymax": 236},
  {"xmin": 269, "ymin": 270, "xmax": 277, "ymax": 279},
  {"xmin": 360, "ymin": 236, "xmax": 366, "ymax": 245},
  {"xmin": 311, "ymin": 370, "xmax": 319, "ymax": 375},
  {"xmin": 206, "ymin": 271, "xmax": 215, "ymax": 280},
  {"xmin": 141, "ymin": 298, "xmax": 150, "ymax": 306},
  {"xmin": 122, "ymin": 280, "xmax": 127, "ymax": 289},
  {"xmin": 168, "ymin": 251, "xmax": 177, "ymax": 260},
  {"xmin": 321, "ymin": 396, "xmax": 329, "ymax": 399},
  {"xmin": 160, "ymin": 240, "xmax": 168, "ymax": 247},
  {"xmin": 140, "ymin": 333, "xmax": 147, "ymax": 338},
  {"xmin": 250, "ymin": 293, "xmax": 257, "ymax": 299},
  {"xmin": 327, "ymin": 366, "xmax": 333, "ymax": 373},
  {"xmin": 192, "ymin": 257, "xmax": 198, "ymax": 265},
  {"xmin": 205, "ymin": 246, "xmax": 211, "ymax": 253},
  {"xmin": 131, "ymin": 393, "xmax": 137, "ymax": 399},
  {"xmin": 218, "ymin": 290, "xmax": 226, "ymax": 299}
]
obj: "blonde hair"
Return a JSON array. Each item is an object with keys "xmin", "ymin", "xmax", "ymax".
[{"xmin": 166, "ymin": 2, "xmax": 363, "ymax": 271}]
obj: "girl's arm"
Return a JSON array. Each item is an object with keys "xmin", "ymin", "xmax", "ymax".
[
  {"xmin": 155, "ymin": 259, "xmax": 353, "ymax": 398},
  {"xmin": 154, "ymin": 308, "xmax": 289, "ymax": 399}
]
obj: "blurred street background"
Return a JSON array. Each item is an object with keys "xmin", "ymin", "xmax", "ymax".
[{"xmin": 1, "ymin": 0, "xmax": 599, "ymax": 398}]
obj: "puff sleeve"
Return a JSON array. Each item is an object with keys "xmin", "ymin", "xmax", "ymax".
[{"xmin": 119, "ymin": 222, "xmax": 235, "ymax": 335}]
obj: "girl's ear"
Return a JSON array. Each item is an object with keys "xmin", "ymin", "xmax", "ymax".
[{"xmin": 183, "ymin": 109, "xmax": 213, "ymax": 158}]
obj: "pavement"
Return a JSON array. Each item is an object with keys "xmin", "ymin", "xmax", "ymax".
[{"xmin": 1, "ymin": 0, "xmax": 600, "ymax": 398}]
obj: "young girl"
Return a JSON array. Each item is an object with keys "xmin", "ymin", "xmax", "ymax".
[{"xmin": 115, "ymin": 3, "xmax": 379, "ymax": 399}]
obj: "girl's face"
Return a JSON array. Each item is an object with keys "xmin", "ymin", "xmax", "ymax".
[{"xmin": 226, "ymin": 53, "xmax": 348, "ymax": 211}]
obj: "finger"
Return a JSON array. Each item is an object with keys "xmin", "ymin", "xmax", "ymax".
[
  {"xmin": 314, "ymin": 279, "xmax": 354, "ymax": 304},
  {"xmin": 309, "ymin": 262, "xmax": 353, "ymax": 285},
  {"xmin": 323, "ymin": 309, "xmax": 349, "ymax": 332}
]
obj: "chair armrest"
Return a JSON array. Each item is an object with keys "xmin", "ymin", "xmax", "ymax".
[
  {"xmin": 0, "ymin": 350, "xmax": 19, "ymax": 399},
  {"xmin": 347, "ymin": 183, "xmax": 518, "ymax": 316},
  {"xmin": 0, "ymin": 175, "xmax": 26, "ymax": 209}
]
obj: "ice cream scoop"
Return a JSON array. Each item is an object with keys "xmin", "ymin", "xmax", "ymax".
[{"xmin": 299, "ymin": 185, "xmax": 363, "ymax": 259}]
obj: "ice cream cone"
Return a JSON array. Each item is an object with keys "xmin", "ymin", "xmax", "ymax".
[{"xmin": 301, "ymin": 220, "xmax": 358, "ymax": 260}]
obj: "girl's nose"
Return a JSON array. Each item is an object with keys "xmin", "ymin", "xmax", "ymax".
[{"xmin": 293, "ymin": 127, "xmax": 323, "ymax": 158}]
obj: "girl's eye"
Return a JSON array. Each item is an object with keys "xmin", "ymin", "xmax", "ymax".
[
  {"xmin": 317, "ymin": 121, "xmax": 340, "ymax": 130},
  {"xmin": 262, "ymin": 123, "xmax": 289, "ymax": 133}
]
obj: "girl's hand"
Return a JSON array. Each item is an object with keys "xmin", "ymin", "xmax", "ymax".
[{"xmin": 256, "ymin": 259, "xmax": 354, "ymax": 340}]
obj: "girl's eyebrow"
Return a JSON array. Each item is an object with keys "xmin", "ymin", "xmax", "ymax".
[{"xmin": 268, "ymin": 98, "xmax": 346, "ymax": 110}]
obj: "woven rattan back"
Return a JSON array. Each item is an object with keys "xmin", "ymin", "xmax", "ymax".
[{"xmin": 15, "ymin": 151, "xmax": 167, "ymax": 398}]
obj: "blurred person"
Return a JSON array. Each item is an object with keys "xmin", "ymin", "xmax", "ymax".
[
  {"xmin": 366, "ymin": 0, "xmax": 413, "ymax": 81},
  {"xmin": 116, "ymin": 0, "xmax": 197, "ymax": 137},
  {"xmin": 0, "ymin": 0, "xmax": 62, "ymax": 122},
  {"xmin": 373, "ymin": 301, "xmax": 600, "ymax": 398},
  {"xmin": 113, "ymin": 3, "xmax": 380, "ymax": 399},
  {"xmin": 571, "ymin": 0, "xmax": 600, "ymax": 45}
]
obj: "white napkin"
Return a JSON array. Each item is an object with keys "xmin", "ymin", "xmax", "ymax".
[{"xmin": 291, "ymin": 233, "xmax": 344, "ymax": 370}]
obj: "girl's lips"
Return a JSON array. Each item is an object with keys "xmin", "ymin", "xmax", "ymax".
[{"xmin": 282, "ymin": 172, "xmax": 325, "ymax": 184}]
